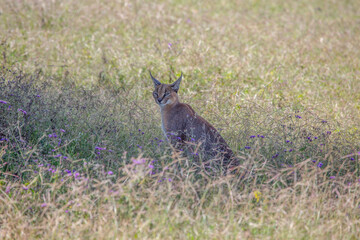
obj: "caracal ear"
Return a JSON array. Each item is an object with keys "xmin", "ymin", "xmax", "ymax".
[
  {"xmin": 149, "ymin": 71, "xmax": 161, "ymax": 88},
  {"xmin": 170, "ymin": 72, "xmax": 182, "ymax": 93}
]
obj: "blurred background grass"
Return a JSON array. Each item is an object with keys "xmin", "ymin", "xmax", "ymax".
[{"xmin": 0, "ymin": 0, "xmax": 360, "ymax": 239}]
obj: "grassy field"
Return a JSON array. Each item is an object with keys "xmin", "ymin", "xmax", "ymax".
[{"xmin": 0, "ymin": 0, "xmax": 360, "ymax": 239}]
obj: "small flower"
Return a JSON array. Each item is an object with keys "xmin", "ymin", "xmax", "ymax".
[
  {"xmin": 168, "ymin": 43, "xmax": 172, "ymax": 48},
  {"xmin": 54, "ymin": 154, "xmax": 62, "ymax": 158},
  {"xmin": 326, "ymin": 131, "xmax": 331, "ymax": 135},
  {"xmin": 289, "ymin": 149, "xmax": 293, "ymax": 152},
  {"xmin": 286, "ymin": 140, "xmax": 290, "ymax": 143},
  {"xmin": 36, "ymin": 94, "xmax": 41, "ymax": 98},
  {"xmin": 18, "ymin": 109, "xmax": 27, "ymax": 115},
  {"xmin": 0, "ymin": 100, "xmax": 8, "ymax": 104},
  {"xmin": 317, "ymin": 162, "xmax": 323, "ymax": 168},
  {"xmin": 190, "ymin": 138, "xmax": 195, "ymax": 142},
  {"xmin": 330, "ymin": 176, "xmax": 335, "ymax": 179},
  {"xmin": 250, "ymin": 135, "xmax": 256, "ymax": 138},
  {"xmin": 107, "ymin": 171, "xmax": 113, "ymax": 175},
  {"xmin": 5, "ymin": 186, "xmax": 10, "ymax": 193},
  {"xmin": 254, "ymin": 190, "xmax": 261, "ymax": 203},
  {"xmin": 8, "ymin": 105, "xmax": 11, "ymax": 109},
  {"xmin": 321, "ymin": 120, "xmax": 327, "ymax": 123},
  {"xmin": 245, "ymin": 146, "xmax": 251, "ymax": 149},
  {"xmin": 41, "ymin": 203, "xmax": 47, "ymax": 207},
  {"xmin": 350, "ymin": 157, "xmax": 355, "ymax": 161},
  {"xmin": 295, "ymin": 115, "xmax": 302, "ymax": 119},
  {"xmin": 60, "ymin": 129, "xmax": 65, "ymax": 133},
  {"xmin": 168, "ymin": 178, "xmax": 172, "ymax": 182},
  {"xmin": 95, "ymin": 146, "xmax": 106, "ymax": 150},
  {"xmin": 148, "ymin": 164, "xmax": 154, "ymax": 169}
]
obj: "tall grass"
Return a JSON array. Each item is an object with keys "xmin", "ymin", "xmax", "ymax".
[{"xmin": 1, "ymin": 0, "xmax": 360, "ymax": 239}]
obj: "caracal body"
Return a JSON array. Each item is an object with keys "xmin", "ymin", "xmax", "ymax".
[{"xmin": 150, "ymin": 72, "xmax": 238, "ymax": 168}]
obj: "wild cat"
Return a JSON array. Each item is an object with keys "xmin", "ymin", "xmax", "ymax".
[{"xmin": 150, "ymin": 71, "xmax": 239, "ymax": 170}]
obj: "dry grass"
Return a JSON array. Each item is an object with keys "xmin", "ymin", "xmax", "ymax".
[{"xmin": 0, "ymin": 0, "xmax": 360, "ymax": 239}]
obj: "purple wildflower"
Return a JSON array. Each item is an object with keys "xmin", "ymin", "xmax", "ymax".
[
  {"xmin": 148, "ymin": 164, "xmax": 154, "ymax": 169},
  {"xmin": 54, "ymin": 154, "xmax": 62, "ymax": 158},
  {"xmin": 330, "ymin": 176, "xmax": 335, "ymax": 179},
  {"xmin": 60, "ymin": 129, "xmax": 65, "ymax": 133},
  {"xmin": 41, "ymin": 203, "xmax": 47, "ymax": 207},
  {"xmin": 190, "ymin": 138, "xmax": 195, "ymax": 141},
  {"xmin": 95, "ymin": 146, "xmax": 106, "ymax": 150},
  {"xmin": 48, "ymin": 133, "xmax": 58, "ymax": 138},
  {"xmin": 8, "ymin": 105, "xmax": 11, "ymax": 109},
  {"xmin": 326, "ymin": 131, "xmax": 331, "ymax": 135},
  {"xmin": 245, "ymin": 146, "xmax": 251, "ymax": 149},
  {"xmin": 107, "ymin": 171, "xmax": 113, "ymax": 175},
  {"xmin": 18, "ymin": 109, "xmax": 27, "ymax": 115},
  {"xmin": 289, "ymin": 149, "xmax": 293, "ymax": 152},
  {"xmin": 350, "ymin": 157, "xmax": 355, "ymax": 161},
  {"xmin": 168, "ymin": 43, "xmax": 172, "ymax": 48},
  {"xmin": 317, "ymin": 162, "xmax": 323, "ymax": 168},
  {"xmin": 0, "ymin": 100, "xmax": 8, "ymax": 104},
  {"xmin": 168, "ymin": 178, "xmax": 172, "ymax": 182},
  {"xmin": 5, "ymin": 186, "xmax": 10, "ymax": 193},
  {"xmin": 250, "ymin": 135, "xmax": 256, "ymax": 138},
  {"xmin": 36, "ymin": 94, "xmax": 41, "ymax": 98},
  {"xmin": 295, "ymin": 115, "xmax": 302, "ymax": 119},
  {"xmin": 133, "ymin": 159, "xmax": 146, "ymax": 165}
]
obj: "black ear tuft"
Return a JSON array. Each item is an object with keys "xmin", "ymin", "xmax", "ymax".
[
  {"xmin": 170, "ymin": 72, "xmax": 182, "ymax": 93},
  {"xmin": 149, "ymin": 71, "xmax": 161, "ymax": 87}
]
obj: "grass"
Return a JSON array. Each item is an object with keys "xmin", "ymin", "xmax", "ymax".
[{"xmin": 0, "ymin": 0, "xmax": 360, "ymax": 239}]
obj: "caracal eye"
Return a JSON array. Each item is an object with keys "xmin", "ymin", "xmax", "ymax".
[{"xmin": 153, "ymin": 92, "xmax": 158, "ymax": 97}]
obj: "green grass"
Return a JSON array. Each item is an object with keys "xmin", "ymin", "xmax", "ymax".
[{"xmin": 0, "ymin": 0, "xmax": 360, "ymax": 239}]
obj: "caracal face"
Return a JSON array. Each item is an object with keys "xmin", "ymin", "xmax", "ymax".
[{"xmin": 151, "ymin": 72, "xmax": 181, "ymax": 109}]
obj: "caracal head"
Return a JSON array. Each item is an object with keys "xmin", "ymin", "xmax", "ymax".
[{"xmin": 150, "ymin": 71, "xmax": 182, "ymax": 108}]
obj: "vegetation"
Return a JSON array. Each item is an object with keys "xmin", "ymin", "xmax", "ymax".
[{"xmin": 0, "ymin": 0, "xmax": 359, "ymax": 238}]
